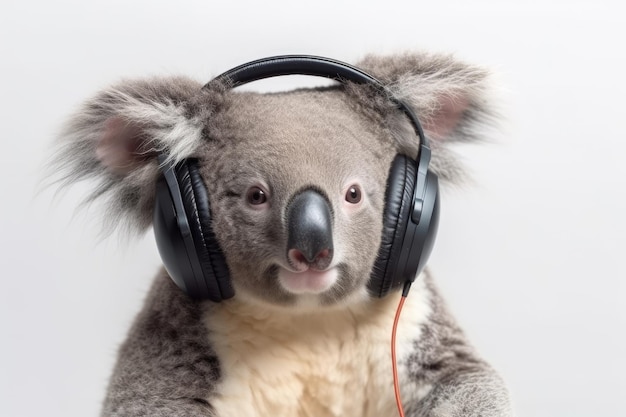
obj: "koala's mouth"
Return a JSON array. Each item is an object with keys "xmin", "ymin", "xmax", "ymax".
[{"xmin": 277, "ymin": 266, "xmax": 338, "ymax": 295}]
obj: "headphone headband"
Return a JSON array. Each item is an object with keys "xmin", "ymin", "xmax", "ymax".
[
  {"xmin": 206, "ymin": 55, "xmax": 429, "ymax": 149},
  {"xmin": 210, "ymin": 55, "xmax": 384, "ymax": 87}
]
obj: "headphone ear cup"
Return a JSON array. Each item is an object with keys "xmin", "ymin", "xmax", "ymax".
[
  {"xmin": 179, "ymin": 160, "xmax": 234, "ymax": 300},
  {"xmin": 369, "ymin": 155, "xmax": 417, "ymax": 297}
]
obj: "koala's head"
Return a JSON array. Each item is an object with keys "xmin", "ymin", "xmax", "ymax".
[{"xmin": 50, "ymin": 52, "xmax": 495, "ymax": 309}]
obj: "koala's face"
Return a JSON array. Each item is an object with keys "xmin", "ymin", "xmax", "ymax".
[
  {"xmin": 201, "ymin": 90, "xmax": 397, "ymax": 308},
  {"xmin": 52, "ymin": 52, "xmax": 493, "ymax": 307}
]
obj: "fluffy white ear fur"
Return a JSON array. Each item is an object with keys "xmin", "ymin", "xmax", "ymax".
[
  {"xmin": 356, "ymin": 52, "xmax": 497, "ymax": 181},
  {"xmin": 88, "ymin": 78, "xmax": 206, "ymax": 172},
  {"xmin": 48, "ymin": 76, "xmax": 205, "ymax": 235}
]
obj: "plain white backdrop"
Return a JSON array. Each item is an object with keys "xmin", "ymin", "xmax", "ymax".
[{"xmin": 1, "ymin": 1, "xmax": 624, "ymax": 416}]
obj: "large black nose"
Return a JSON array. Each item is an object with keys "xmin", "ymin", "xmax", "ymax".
[{"xmin": 286, "ymin": 189, "xmax": 333, "ymax": 270}]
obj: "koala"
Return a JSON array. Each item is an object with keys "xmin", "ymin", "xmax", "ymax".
[{"xmin": 51, "ymin": 52, "xmax": 512, "ymax": 417}]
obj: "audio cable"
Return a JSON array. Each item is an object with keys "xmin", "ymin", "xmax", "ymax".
[{"xmin": 391, "ymin": 281, "xmax": 412, "ymax": 417}]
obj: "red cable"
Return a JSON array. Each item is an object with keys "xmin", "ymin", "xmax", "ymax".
[{"xmin": 391, "ymin": 293, "xmax": 407, "ymax": 417}]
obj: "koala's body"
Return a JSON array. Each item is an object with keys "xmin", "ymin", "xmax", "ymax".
[{"xmin": 52, "ymin": 52, "xmax": 512, "ymax": 416}]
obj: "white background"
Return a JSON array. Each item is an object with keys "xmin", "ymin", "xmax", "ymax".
[{"xmin": 1, "ymin": 1, "xmax": 624, "ymax": 416}]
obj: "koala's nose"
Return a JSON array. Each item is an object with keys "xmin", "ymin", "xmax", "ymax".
[{"xmin": 286, "ymin": 189, "xmax": 334, "ymax": 271}]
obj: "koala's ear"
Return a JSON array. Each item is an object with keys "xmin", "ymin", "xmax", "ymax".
[
  {"xmin": 356, "ymin": 52, "xmax": 497, "ymax": 181},
  {"xmin": 49, "ymin": 76, "xmax": 208, "ymax": 235}
]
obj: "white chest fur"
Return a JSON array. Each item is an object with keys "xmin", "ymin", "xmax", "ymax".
[{"xmin": 204, "ymin": 281, "xmax": 432, "ymax": 417}]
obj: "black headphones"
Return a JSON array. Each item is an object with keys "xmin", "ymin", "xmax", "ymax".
[{"xmin": 153, "ymin": 55, "xmax": 440, "ymax": 301}]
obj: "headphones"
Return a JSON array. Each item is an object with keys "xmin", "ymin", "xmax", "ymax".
[{"xmin": 153, "ymin": 55, "xmax": 440, "ymax": 301}]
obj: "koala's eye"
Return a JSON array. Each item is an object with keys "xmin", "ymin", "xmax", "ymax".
[
  {"xmin": 246, "ymin": 186, "xmax": 268, "ymax": 206},
  {"xmin": 345, "ymin": 185, "xmax": 362, "ymax": 204}
]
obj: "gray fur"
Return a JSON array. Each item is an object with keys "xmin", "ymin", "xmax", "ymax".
[
  {"xmin": 50, "ymin": 52, "xmax": 511, "ymax": 416},
  {"xmin": 102, "ymin": 273, "xmax": 220, "ymax": 416},
  {"xmin": 406, "ymin": 275, "xmax": 512, "ymax": 416}
]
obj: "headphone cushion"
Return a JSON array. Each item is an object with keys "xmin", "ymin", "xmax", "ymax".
[
  {"xmin": 369, "ymin": 155, "xmax": 417, "ymax": 297},
  {"xmin": 178, "ymin": 160, "xmax": 233, "ymax": 300}
]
